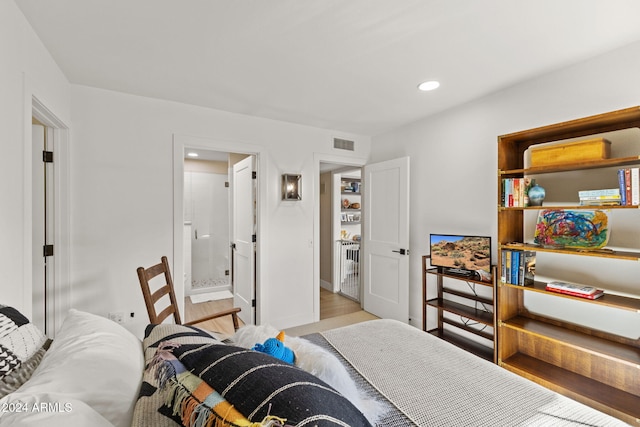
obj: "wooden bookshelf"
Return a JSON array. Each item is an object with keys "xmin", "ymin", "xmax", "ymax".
[{"xmin": 497, "ymin": 106, "xmax": 640, "ymax": 426}]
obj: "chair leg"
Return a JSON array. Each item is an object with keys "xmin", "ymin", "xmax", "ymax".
[{"xmin": 232, "ymin": 313, "xmax": 240, "ymax": 331}]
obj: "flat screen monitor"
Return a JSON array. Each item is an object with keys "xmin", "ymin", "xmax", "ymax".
[{"xmin": 429, "ymin": 234, "xmax": 491, "ymax": 282}]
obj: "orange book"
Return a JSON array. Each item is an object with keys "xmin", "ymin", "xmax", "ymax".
[{"xmin": 625, "ymin": 168, "xmax": 632, "ymax": 206}]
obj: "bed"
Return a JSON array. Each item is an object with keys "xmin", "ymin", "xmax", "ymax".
[{"xmin": 0, "ymin": 306, "xmax": 630, "ymax": 426}]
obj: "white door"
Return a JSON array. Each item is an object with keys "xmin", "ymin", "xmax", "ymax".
[
  {"xmin": 32, "ymin": 124, "xmax": 55, "ymax": 335},
  {"xmin": 232, "ymin": 156, "xmax": 256, "ymax": 325},
  {"xmin": 362, "ymin": 157, "xmax": 410, "ymax": 322}
]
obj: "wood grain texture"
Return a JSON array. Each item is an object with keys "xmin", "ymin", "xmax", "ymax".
[{"xmin": 185, "ymin": 288, "xmax": 362, "ymax": 338}]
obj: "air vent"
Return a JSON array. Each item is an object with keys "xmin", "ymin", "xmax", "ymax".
[{"xmin": 333, "ymin": 138, "xmax": 354, "ymax": 151}]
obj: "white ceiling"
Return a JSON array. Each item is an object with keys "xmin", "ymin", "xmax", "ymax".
[{"xmin": 16, "ymin": 0, "xmax": 640, "ymax": 136}]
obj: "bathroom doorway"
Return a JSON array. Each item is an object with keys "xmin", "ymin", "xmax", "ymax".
[{"xmin": 183, "ymin": 150, "xmax": 233, "ymax": 296}]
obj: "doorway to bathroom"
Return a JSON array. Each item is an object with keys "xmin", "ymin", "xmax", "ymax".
[{"xmin": 183, "ymin": 150, "xmax": 251, "ymax": 299}]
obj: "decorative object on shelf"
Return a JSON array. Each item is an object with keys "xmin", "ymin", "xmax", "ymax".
[
  {"xmin": 527, "ymin": 183, "xmax": 545, "ymax": 206},
  {"xmin": 523, "ymin": 178, "xmax": 535, "ymax": 207},
  {"xmin": 342, "ymin": 198, "xmax": 350, "ymax": 208},
  {"xmin": 282, "ymin": 174, "xmax": 301, "ymax": 200},
  {"xmin": 349, "ymin": 202, "xmax": 360, "ymax": 209},
  {"xmin": 533, "ymin": 209, "xmax": 610, "ymax": 249},
  {"xmin": 351, "ymin": 182, "xmax": 360, "ymax": 192},
  {"xmin": 530, "ymin": 137, "xmax": 611, "ymax": 167}
]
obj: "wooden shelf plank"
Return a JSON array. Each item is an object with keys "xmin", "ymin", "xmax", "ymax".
[
  {"xmin": 426, "ymin": 298, "xmax": 494, "ymax": 326},
  {"xmin": 499, "ymin": 204, "xmax": 640, "ymax": 211},
  {"xmin": 425, "ymin": 267, "xmax": 494, "ymax": 287},
  {"xmin": 427, "ymin": 329, "xmax": 494, "ymax": 362},
  {"xmin": 442, "ymin": 317, "xmax": 493, "ymax": 341},
  {"xmin": 501, "ymin": 242, "xmax": 640, "ymax": 261},
  {"xmin": 502, "ymin": 316, "xmax": 640, "ymax": 367},
  {"xmin": 442, "ymin": 287, "xmax": 493, "ymax": 306},
  {"xmin": 499, "ymin": 155, "xmax": 640, "ymax": 175},
  {"xmin": 502, "ymin": 280, "xmax": 640, "ymax": 312},
  {"xmin": 501, "ymin": 353, "xmax": 640, "ymax": 425}
]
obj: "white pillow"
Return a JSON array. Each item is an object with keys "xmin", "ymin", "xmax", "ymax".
[
  {"xmin": 0, "ymin": 392, "xmax": 114, "ymax": 427},
  {"xmin": 15, "ymin": 309, "xmax": 144, "ymax": 427}
]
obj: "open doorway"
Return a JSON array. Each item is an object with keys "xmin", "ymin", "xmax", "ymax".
[
  {"xmin": 319, "ymin": 162, "xmax": 363, "ymax": 320},
  {"xmin": 183, "ymin": 150, "xmax": 232, "ymax": 297},
  {"xmin": 181, "ymin": 148, "xmax": 256, "ymax": 330}
]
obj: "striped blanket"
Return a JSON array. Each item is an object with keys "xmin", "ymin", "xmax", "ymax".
[
  {"xmin": 150, "ymin": 342, "xmax": 284, "ymax": 427},
  {"xmin": 133, "ymin": 324, "xmax": 372, "ymax": 427}
]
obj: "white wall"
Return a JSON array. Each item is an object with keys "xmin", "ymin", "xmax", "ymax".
[
  {"xmin": 0, "ymin": 0, "xmax": 71, "ymax": 318},
  {"xmin": 69, "ymin": 85, "xmax": 370, "ymax": 336},
  {"xmin": 371, "ymin": 40, "xmax": 640, "ymax": 335}
]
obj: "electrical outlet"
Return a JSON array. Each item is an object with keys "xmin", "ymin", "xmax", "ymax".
[{"xmin": 108, "ymin": 312, "xmax": 124, "ymax": 324}]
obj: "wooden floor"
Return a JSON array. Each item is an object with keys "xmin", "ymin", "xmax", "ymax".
[
  {"xmin": 184, "ymin": 287, "xmax": 362, "ymax": 338},
  {"xmin": 319, "ymin": 287, "xmax": 362, "ymax": 319},
  {"xmin": 184, "ymin": 295, "xmax": 241, "ymax": 338}
]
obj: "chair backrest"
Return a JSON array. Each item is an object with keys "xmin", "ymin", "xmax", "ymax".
[{"xmin": 136, "ymin": 256, "xmax": 182, "ymax": 324}]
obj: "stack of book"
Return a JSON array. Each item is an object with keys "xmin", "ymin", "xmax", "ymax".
[
  {"xmin": 617, "ymin": 167, "xmax": 640, "ymax": 206},
  {"xmin": 545, "ymin": 281, "xmax": 604, "ymax": 299},
  {"xmin": 578, "ymin": 188, "xmax": 621, "ymax": 206},
  {"xmin": 501, "ymin": 178, "xmax": 537, "ymax": 207},
  {"xmin": 501, "ymin": 249, "xmax": 535, "ymax": 286}
]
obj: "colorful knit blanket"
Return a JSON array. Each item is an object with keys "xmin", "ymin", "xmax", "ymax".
[
  {"xmin": 151, "ymin": 342, "xmax": 290, "ymax": 427},
  {"xmin": 151, "ymin": 340, "xmax": 371, "ymax": 427}
]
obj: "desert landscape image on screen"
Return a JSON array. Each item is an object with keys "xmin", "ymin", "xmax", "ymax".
[{"xmin": 431, "ymin": 236, "xmax": 491, "ymax": 272}]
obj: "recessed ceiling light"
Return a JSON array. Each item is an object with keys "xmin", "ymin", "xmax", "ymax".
[
  {"xmin": 418, "ymin": 80, "xmax": 440, "ymax": 91},
  {"xmin": 186, "ymin": 152, "xmax": 199, "ymax": 157}
]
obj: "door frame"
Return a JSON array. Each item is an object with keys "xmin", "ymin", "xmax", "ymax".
[
  {"xmin": 25, "ymin": 95, "xmax": 71, "ymax": 337},
  {"xmin": 313, "ymin": 153, "xmax": 366, "ymax": 323},
  {"xmin": 173, "ymin": 134, "xmax": 265, "ymax": 324}
]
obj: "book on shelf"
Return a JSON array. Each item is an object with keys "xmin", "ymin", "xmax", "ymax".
[
  {"xmin": 578, "ymin": 188, "xmax": 622, "ymax": 206},
  {"xmin": 625, "ymin": 168, "xmax": 632, "ymax": 206},
  {"xmin": 501, "ymin": 248, "xmax": 535, "ymax": 286},
  {"xmin": 616, "ymin": 168, "xmax": 639, "ymax": 206},
  {"xmin": 504, "ymin": 250, "xmax": 511, "ymax": 283},
  {"xmin": 502, "ymin": 178, "xmax": 534, "ymax": 207},
  {"xmin": 578, "ymin": 188, "xmax": 620, "ymax": 197},
  {"xmin": 545, "ymin": 281, "xmax": 600, "ymax": 295},
  {"xmin": 545, "ymin": 286, "xmax": 604, "ymax": 299},
  {"xmin": 579, "ymin": 199, "xmax": 621, "ymax": 206},
  {"xmin": 617, "ymin": 169, "xmax": 627, "ymax": 205},
  {"xmin": 511, "ymin": 250, "xmax": 520, "ymax": 284},
  {"xmin": 579, "ymin": 195, "xmax": 621, "ymax": 200},
  {"xmin": 632, "ymin": 167, "xmax": 639, "ymax": 206},
  {"xmin": 522, "ymin": 251, "xmax": 535, "ymax": 286}
]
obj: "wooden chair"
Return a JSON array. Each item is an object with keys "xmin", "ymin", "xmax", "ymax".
[{"xmin": 136, "ymin": 256, "xmax": 241, "ymax": 331}]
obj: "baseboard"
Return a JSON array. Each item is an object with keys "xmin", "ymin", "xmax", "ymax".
[{"xmin": 320, "ymin": 279, "xmax": 337, "ymax": 292}]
